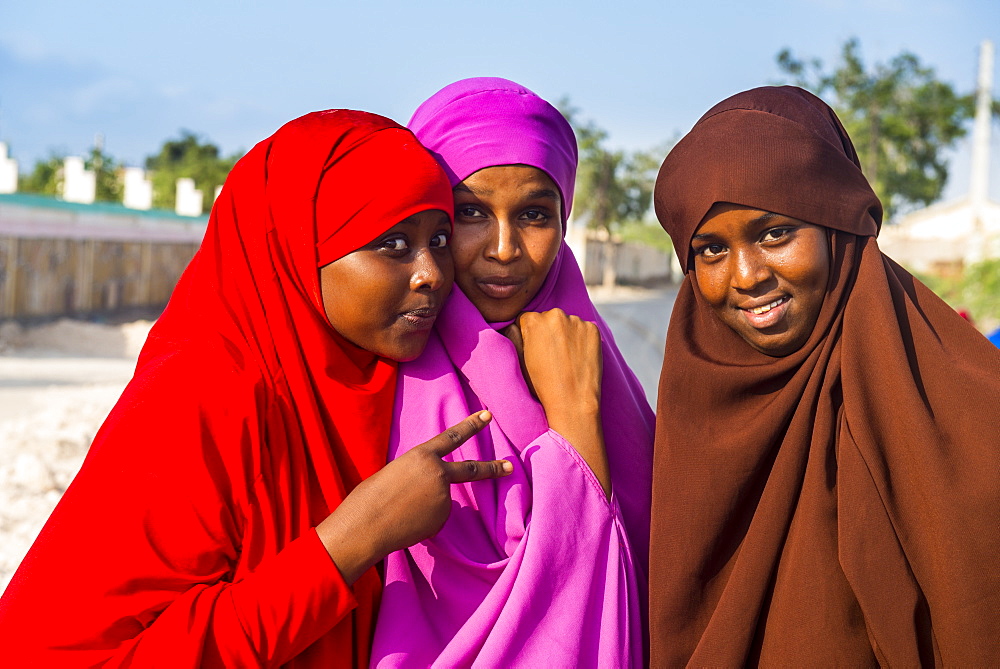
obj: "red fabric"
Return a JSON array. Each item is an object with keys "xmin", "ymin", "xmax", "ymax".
[{"xmin": 0, "ymin": 110, "xmax": 453, "ymax": 667}]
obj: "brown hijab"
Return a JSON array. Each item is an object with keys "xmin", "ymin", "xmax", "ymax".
[{"xmin": 649, "ymin": 86, "xmax": 1000, "ymax": 667}]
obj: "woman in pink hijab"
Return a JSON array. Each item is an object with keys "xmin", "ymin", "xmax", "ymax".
[{"xmin": 371, "ymin": 78, "xmax": 654, "ymax": 667}]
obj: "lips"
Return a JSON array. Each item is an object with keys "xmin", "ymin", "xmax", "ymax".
[
  {"xmin": 738, "ymin": 295, "xmax": 790, "ymax": 329},
  {"xmin": 398, "ymin": 305, "xmax": 440, "ymax": 330},
  {"xmin": 476, "ymin": 275, "xmax": 526, "ymax": 300}
]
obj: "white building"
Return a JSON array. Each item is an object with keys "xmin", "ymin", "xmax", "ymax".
[
  {"xmin": 122, "ymin": 167, "xmax": 153, "ymax": 210},
  {"xmin": 174, "ymin": 177, "xmax": 203, "ymax": 217},
  {"xmin": 880, "ymin": 40, "xmax": 999, "ymax": 274},
  {"xmin": 0, "ymin": 143, "xmax": 18, "ymax": 194},
  {"xmin": 61, "ymin": 156, "xmax": 96, "ymax": 204}
]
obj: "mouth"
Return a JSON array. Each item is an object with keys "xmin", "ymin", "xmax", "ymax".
[
  {"xmin": 738, "ymin": 295, "xmax": 790, "ymax": 329},
  {"xmin": 476, "ymin": 275, "xmax": 527, "ymax": 300},
  {"xmin": 398, "ymin": 306, "xmax": 440, "ymax": 330}
]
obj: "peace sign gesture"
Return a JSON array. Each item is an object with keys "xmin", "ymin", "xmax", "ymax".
[{"xmin": 317, "ymin": 411, "xmax": 512, "ymax": 584}]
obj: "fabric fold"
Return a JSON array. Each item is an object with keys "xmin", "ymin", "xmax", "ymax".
[
  {"xmin": 0, "ymin": 110, "xmax": 453, "ymax": 668},
  {"xmin": 373, "ymin": 77, "xmax": 654, "ymax": 667},
  {"xmin": 648, "ymin": 85, "xmax": 1000, "ymax": 667}
]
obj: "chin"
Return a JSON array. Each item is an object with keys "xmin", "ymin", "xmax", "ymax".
[
  {"xmin": 748, "ymin": 333, "xmax": 808, "ymax": 357},
  {"xmin": 384, "ymin": 337, "xmax": 432, "ymax": 363},
  {"xmin": 476, "ymin": 300, "xmax": 524, "ymax": 324}
]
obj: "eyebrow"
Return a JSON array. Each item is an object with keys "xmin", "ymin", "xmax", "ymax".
[
  {"xmin": 528, "ymin": 189, "xmax": 559, "ymax": 201},
  {"xmin": 398, "ymin": 211, "xmax": 448, "ymax": 226},
  {"xmin": 452, "ymin": 185, "xmax": 560, "ymax": 202},
  {"xmin": 692, "ymin": 212, "xmax": 781, "ymax": 241}
]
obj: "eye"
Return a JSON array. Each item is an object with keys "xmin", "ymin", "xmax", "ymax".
[
  {"xmin": 430, "ymin": 231, "xmax": 450, "ymax": 248},
  {"xmin": 695, "ymin": 243, "xmax": 726, "ymax": 259},
  {"xmin": 761, "ymin": 227, "xmax": 793, "ymax": 243},
  {"xmin": 456, "ymin": 205, "xmax": 486, "ymax": 220},
  {"xmin": 378, "ymin": 236, "xmax": 409, "ymax": 254},
  {"xmin": 520, "ymin": 209, "xmax": 550, "ymax": 224}
]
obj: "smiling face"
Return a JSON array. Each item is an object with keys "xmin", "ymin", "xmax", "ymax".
[
  {"xmin": 451, "ymin": 165, "xmax": 563, "ymax": 323},
  {"xmin": 691, "ymin": 203, "xmax": 831, "ymax": 357},
  {"xmin": 320, "ymin": 209, "xmax": 453, "ymax": 361}
]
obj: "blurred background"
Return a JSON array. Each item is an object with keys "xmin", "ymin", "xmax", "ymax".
[{"xmin": 1, "ymin": 0, "xmax": 999, "ymax": 591}]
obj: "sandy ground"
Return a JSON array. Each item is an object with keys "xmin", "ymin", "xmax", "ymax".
[
  {"xmin": 0, "ymin": 319, "xmax": 153, "ymax": 594},
  {"xmin": 0, "ymin": 286, "xmax": 673, "ymax": 596}
]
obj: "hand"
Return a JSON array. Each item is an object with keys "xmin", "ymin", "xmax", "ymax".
[
  {"xmin": 503, "ymin": 309, "xmax": 603, "ymax": 421},
  {"xmin": 503, "ymin": 309, "xmax": 610, "ymax": 497},
  {"xmin": 317, "ymin": 411, "xmax": 512, "ymax": 584}
]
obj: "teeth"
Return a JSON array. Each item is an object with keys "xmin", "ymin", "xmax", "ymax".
[{"xmin": 749, "ymin": 298, "xmax": 784, "ymax": 315}]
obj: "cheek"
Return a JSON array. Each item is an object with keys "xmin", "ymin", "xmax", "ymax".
[
  {"xmin": 321, "ymin": 262, "xmax": 398, "ymax": 343},
  {"xmin": 524, "ymin": 227, "xmax": 562, "ymax": 275},
  {"xmin": 692, "ymin": 264, "xmax": 729, "ymax": 308},
  {"xmin": 324, "ymin": 283, "xmax": 377, "ymax": 339},
  {"xmin": 449, "ymin": 226, "xmax": 486, "ymax": 274},
  {"xmin": 780, "ymin": 240, "xmax": 831, "ymax": 297}
]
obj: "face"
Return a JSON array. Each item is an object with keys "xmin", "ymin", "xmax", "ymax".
[
  {"xmin": 320, "ymin": 209, "xmax": 453, "ymax": 362},
  {"xmin": 451, "ymin": 165, "xmax": 563, "ymax": 323},
  {"xmin": 691, "ymin": 203, "xmax": 831, "ymax": 357}
]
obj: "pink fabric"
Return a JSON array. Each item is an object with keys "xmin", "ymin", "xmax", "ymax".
[
  {"xmin": 372, "ymin": 78, "xmax": 654, "ymax": 667},
  {"xmin": 404, "ymin": 76, "xmax": 577, "ymax": 216}
]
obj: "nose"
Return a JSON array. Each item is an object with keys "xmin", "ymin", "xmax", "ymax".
[
  {"xmin": 485, "ymin": 219, "xmax": 522, "ymax": 264},
  {"xmin": 410, "ymin": 248, "xmax": 449, "ymax": 292},
  {"xmin": 731, "ymin": 246, "xmax": 771, "ymax": 291}
]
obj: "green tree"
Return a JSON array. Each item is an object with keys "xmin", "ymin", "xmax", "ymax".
[
  {"xmin": 777, "ymin": 38, "xmax": 978, "ymax": 219},
  {"xmin": 920, "ymin": 258, "xmax": 1000, "ymax": 331},
  {"xmin": 559, "ymin": 100, "xmax": 664, "ymax": 286},
  {"xmin": 19, "ymin": 153, "xmax": 64, "ymax": 196},
  {"xmin": 20, "ymin": 142, "xmax": 123, "ymax": 202},
  {"xmin": 86, "ymin": 140, "xmax": 123, "ymax": 203},
  {"xmin": 145, "ymin": 131, "xmax": 239, "ymax": 211},
  {"xmin": 560, "ymin": 101, "xmax": 658, "ymax": 235}
]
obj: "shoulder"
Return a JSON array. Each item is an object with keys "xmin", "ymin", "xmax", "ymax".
[{"xmin": 88, "ymin": 343, "xmax": 271, "ymax": 486}]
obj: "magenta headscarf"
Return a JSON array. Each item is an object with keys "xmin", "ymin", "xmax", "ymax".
[{"xmin": 371, "ymin": 78, "xmax": 654, "ymax": 667}]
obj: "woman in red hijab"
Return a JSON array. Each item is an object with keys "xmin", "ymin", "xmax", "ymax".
[
  {"xmin": 0, "ymin": 110, "xmax": 510, "ymax": 667},
  {"xmin": 649, "ymin": 86, "xmax": 1000, "ymax": 666}
]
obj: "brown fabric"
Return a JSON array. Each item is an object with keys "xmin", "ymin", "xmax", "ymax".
[{"xmin": 649, "ymin": 86, "xmax": 1000, "ymax": 667}]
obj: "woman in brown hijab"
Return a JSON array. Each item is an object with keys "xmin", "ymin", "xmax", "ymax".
[{"xmin": 649, "ymin": 86, "xmax": 1000, "ymax": 667}]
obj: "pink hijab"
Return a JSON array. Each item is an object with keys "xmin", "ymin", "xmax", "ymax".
[{"xmin": 371, "ymin": 78, "xmax": 654, "ymax": 667}]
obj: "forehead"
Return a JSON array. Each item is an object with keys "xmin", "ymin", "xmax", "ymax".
[
  {"xmin": 695, "ymin": 203, "xmax": 793, "ymax": 239},
  {"xmin": 456, "ymin": 165, "xmax": 560, "ymax": 199},
  {"xmin": 394, "ymin": 209, "xmax": 451, "ymax": 227}
]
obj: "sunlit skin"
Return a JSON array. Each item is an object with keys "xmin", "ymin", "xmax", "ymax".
[
  {"xmin": 320, "ymin": 209, "xmax": 454, "ymax": 362},
  {"xmin": 450, "ymin": 164, "xmax": 612, "ymax": 495},
  {"xmin": 317, "ymin": 211, "xmax": 515, "ymax": 586},
  {"xmin": 691, "ymin": 203, "xmax": 831, "ymax": 357},
  {"xmin": 451, "ymin": 165, "xmax": 563, "ymax": 323}
]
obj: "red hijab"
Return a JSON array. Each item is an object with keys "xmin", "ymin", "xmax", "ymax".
[
  {"xmin": 144, "ymin": 110, "xmax": 454, "ymax": 499},
  {"xmin": 0, "ymin": 111, "xmax": 452, "ymax": 667},
  {"xmin": 649, "ymin": 87, "xmax": 1000, "ymax": 666}
]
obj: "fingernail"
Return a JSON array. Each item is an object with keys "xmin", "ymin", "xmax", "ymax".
[
  {"xmin": 501, "ymin": 460, "xmax": 513, "ymax": 473},
  {"xmin": 479, "ymin": 410, "xmax": 492, "ymax": 422}
]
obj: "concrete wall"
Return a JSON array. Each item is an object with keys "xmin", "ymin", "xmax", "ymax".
[
  {"xmin": 0, "ymin": 194, "xmax": 205, "ymax": 320},
  {"xmin": 880, "ymin": 198, "xmax": 1000, "ymax": 274},
  {"xmin": 579, "ymin": 236, "xmax": 677, "ymax": 286}
]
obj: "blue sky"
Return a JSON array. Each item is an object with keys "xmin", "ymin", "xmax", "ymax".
[{"xmin": 2, "ymin": 0, "xmax": 998, "ymax": 203}]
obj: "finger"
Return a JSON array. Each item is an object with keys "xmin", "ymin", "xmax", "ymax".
[
  {"xmin": 500, "ymin": 321, "xmax": 524, "ymax": 356},
  {"xmin": 505, "ymin": 318, "xmax": 537, "ymax": 398},
  {"xmin": 423, "ymin": 411, "xmax": 492, "ymax": 458},
  {"xmin": 444, "ymin": 458, "xmax": 514, "ymax": 483}
]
